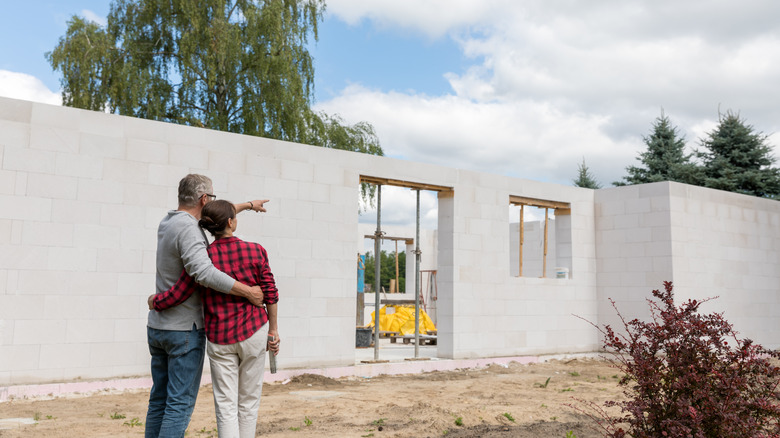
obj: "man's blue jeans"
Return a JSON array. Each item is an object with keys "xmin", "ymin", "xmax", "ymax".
[{"xmin": 145, "ymin": 325, "xmax": 206, "ymax": 438}]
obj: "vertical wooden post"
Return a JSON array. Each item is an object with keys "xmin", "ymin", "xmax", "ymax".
[
  {"xmin": 542, "ymin": 207, "xmax": 549, "ymax": 278},
  {"xmin": 519, "ymin": 205, "xmax": 524, "ymax": 277},
  {"xmin": 394, "ymin": 240, "xmax": 399, "ymax": 293}
]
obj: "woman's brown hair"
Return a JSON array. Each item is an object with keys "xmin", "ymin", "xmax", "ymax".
[{"xmin": 199, "ymin": 200, "xmax": 236, "ymax": 237}]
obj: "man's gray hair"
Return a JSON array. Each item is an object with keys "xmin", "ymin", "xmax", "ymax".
[{"xmin": 178, "ymin": 174, "xmax": 213, "ymax": 207}]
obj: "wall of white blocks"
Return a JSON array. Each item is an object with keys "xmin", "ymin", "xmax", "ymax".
[
  {"xmin": 667, "ymin": 183, "xmax": 780, "ymax": 346},
  {"xmin": 2, "ymin": 96, "xmax": 780, "ymax": 385},
  {"xmin": 594, "ymin": 183, "xmax": 675, "ymax": 331}
]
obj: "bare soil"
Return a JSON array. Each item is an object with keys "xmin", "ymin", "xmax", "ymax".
[{"xmin": 0, "ymin": 358, "xmax": 624, "ymax": 437}]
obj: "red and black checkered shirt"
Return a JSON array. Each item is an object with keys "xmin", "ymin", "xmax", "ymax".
[{"xmin": 153, "ymin": 236, "xmax": 278, "ymax": 345}]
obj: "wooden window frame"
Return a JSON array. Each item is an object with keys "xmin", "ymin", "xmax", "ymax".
[{"xmin": 509, "ymin": 195, "xmax": 571, "ymax": 278}]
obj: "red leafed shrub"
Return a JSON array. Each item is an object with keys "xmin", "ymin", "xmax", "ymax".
[{"xmin": 586, "ymin": 281, "xmax": 780, "ymax": 438}]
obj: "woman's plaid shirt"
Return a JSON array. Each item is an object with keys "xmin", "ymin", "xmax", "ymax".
[{"xmin": 153, "ymin": 236, "xmax": 278, "ymax": 345}]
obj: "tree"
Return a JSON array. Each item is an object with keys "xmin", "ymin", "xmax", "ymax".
[
  {"xmin": 573, "ymin": 157, "xmax": 602, "ymax": 189},
  {"xmin": 46, "ymin": 0, "xmax": 383, "ymax": 156},
  {"xmin": 363, "ymin": 250, "xmax": 406, "ymax": 293},
  {"xmin": 697, "ymin": 110, "xmax": 780, "ymax": 198},
  {"xmin": 617, "ymin": 112, "xmax": 697, "ymax": 186}
]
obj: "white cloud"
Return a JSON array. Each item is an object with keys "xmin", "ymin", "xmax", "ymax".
[
  {"xmin": 0, "ymin": 71, "xmax": 60, "ymax": 106},
  {"xmin": 317, "ymin": 84, "xmax": 636, "ymax": 186},
  {"xmin": 359, "ymin": 185, "xmax": 438, "ymax": 229},
  {"xmin": 320, "ymin": 1, "xmax": 780, "ymax": 188},
  {"xmin": 80, "ymin": 9, "xmax": 107, "ymax": 26}
]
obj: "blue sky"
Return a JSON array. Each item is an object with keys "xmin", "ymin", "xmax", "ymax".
[{"xmin": 3, "ymin": 1, "xmax": 780, "ymax": 229}]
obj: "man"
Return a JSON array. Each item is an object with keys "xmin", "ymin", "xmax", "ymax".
[{"xmin": 145, "ymin": 174, "xmax": 269, "ymax": 438}]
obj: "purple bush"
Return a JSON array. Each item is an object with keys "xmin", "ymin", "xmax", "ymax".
[{"xmin": 585, "ymin": 281, "xmax": 780, "ymax": 437}]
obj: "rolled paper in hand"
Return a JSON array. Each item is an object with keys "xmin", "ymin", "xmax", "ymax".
[{"xmin": 268, "ymin": 335, "xmax": 277, "ymax": 374}]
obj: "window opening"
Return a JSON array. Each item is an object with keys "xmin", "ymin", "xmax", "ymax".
[{"xmin": 509, "ymin": 195, "xmax": 571, "ymax": 279}]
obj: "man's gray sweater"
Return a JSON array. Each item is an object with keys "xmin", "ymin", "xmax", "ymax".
[{"xmin": 147, "ymin": 210, "xmax": 235, "ymax": 331}]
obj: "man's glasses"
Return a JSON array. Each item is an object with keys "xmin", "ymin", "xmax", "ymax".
[{"xmin": 201, "ymin": 193, "xmax": 217, "ymax": 200}]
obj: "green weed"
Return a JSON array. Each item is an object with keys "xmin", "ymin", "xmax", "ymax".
[
  {"xmin": 123, "ymin": 417, "xmax": 143, "ymax": 427},
  {"xmin": 535, "ymin": 377, "xmax": 552, "ymax": 388}
]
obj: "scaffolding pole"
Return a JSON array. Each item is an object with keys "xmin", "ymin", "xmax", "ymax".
[
  {"xmin": 373, "ymin": 185, "xmax": 382, "ymax": 361},
  {"xmin": 414, "ymin": 189, "xmax": 421, "ymax": 358}
]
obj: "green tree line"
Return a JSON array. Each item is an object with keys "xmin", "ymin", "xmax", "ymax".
[{"xmin": 363, "ymin": 250, "xmax": 406, "ymax": 293}]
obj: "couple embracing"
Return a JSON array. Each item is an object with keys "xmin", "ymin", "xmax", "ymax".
[{"xmin": 145, "ymin": 174, "xmax": 279, "ymax": 438}]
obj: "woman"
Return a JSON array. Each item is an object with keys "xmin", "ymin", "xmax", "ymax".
[{"xmin": 152, "ymin": 200, "xmax": 279, "ymax": 438}]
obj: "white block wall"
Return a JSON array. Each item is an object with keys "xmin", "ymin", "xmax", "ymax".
[
  {"xmin": 667, "ymin": 183, "xmax": 780, "ymax": 348},
  {"xmin": 436, "ymin": 171, "xmax": 599, "ymax": 359},
  {"xmin": 2, "ymin": 96, "xmax": 780, "ymax": 385},
  {"xmin": 594, "ymin": 183, "xmax": 675, "ymax": 330}
]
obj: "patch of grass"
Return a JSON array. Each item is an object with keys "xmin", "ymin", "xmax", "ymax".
[
  {"xmin": 361, "ymin": 434, "xmax": 374, "ymax": 437},
  {"xmin": 123, "ymin": 417, "xmax": 143, "ymax": 427},
  {"xmin": 569, "ymin": 371, "xmax": 580, "ymax": 377},
  {"xmin": 550, "ymin": 416, "xmax": 558, "ymax": 421},
  {"xmin": 561, "ymin": 387, "xmax": 574, "ymax": 392},
  {"xmin": 535, "ymin": 377, "xmax": 552, "ymax": 388},
  {"xmin": 502, "ymin": 412, "xmax": 515, "ymax": 423},
  {"xmin": 110, "ymin": 412, "xmax": 126, "ymax": 420},
  {"xmin": 454, "ymin": 416, "xmax": 463, "ymax": 426},
  {"xmin": 33, "ymin": 412, "xmax": 41, "ymax": 421},
  {"xmin": 371, "ymin": 418, "xmax": 385, "ymax": 426},
  {"xmin": 566, "ymin": 431, "xmax": 578, "ymax": 438},
  {"xmin": 45, "ymin": 415, "xmax": 56, "ymax": 420},
  {"xmin": 289, "ymin": 427, "xmax": 301, "ymax": 431},
  {"xmin": 195, "ymin": 426, "xmax": 218, "ymax": 436},
  {"xmin": 304, "ymin": 416, "xmax": 313, "ymax": 427},
  {"xmin": 540, "ymin": 403, "xmax": 547, "ymax": 408}
]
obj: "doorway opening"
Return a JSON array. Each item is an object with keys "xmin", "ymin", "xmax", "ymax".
[{"xmin": 356, "ymin": 176, "xmax": 452, "ymax": 362}]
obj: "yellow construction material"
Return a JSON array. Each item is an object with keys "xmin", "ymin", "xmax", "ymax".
[{"xmin": 368, "ymin": 305, "xmax": 436, "ymax": 336}]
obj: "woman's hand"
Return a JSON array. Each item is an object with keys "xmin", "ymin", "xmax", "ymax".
[{"xmin": 267, "ymin": 329, "xmax": 280, "ymax": 355}]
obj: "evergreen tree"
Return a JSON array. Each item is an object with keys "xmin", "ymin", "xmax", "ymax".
[
  {"xmin": 46, "ymin": 0, "xmax": 382, "ymax": 156},
  {"xmin": 618, "ymin": 112, "xmax": 697, "ymax": 186},
  {"xmin": 697, "ymin": 111, "xmax": 780, "ymax": 198},
  {"xmin": 573, "ymin": 158, "xmax": 602, "ymax": 189}
]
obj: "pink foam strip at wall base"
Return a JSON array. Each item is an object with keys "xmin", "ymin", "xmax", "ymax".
[{"xmin": 0, "ymin": 356, "xmax": 540, "ymax": 402}]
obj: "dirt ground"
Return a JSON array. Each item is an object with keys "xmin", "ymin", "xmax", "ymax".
[{"xmin": 0, "ymin": 358, "xmax": 624, "ymax": 437}]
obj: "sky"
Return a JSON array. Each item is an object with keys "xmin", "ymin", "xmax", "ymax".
[{"xmin": 3, "ymin": 1, "xmax": 780, "ymax": 232}]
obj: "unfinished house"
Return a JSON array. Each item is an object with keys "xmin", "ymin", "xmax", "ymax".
[{"xmin": 1, "ymin": 96, "xmax": 779, "ymax": 390}]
